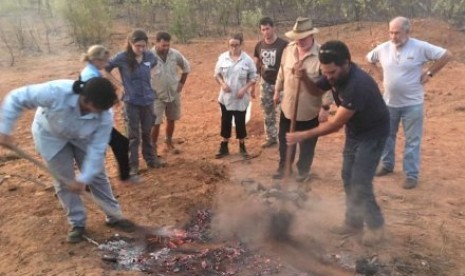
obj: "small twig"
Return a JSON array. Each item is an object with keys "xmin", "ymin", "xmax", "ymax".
[
  {"xmin": 230, "ymin": 151, "xmax": 262, "ymax": 163},
  {"xmin": 82, "ymin": 234, "xmax": 100, "ymax": 247},
  {"xmin": 3, "ymin": 173, "xmax": 52, "ymax": 189}
]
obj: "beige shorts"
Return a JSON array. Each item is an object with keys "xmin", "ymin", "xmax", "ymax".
[{"xmin": 153, "ymin": 97, "xmax": 181, "ymax": 124}]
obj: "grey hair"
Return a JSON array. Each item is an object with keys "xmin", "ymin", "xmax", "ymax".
[{"xmin": 390, "ymin": 16, "xmax": 411, "ymax": 32}]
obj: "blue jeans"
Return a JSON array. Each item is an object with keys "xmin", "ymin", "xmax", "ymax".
[
  {"xmin": 381, "ymin": 104, "xmax": 423, "ymax": 180},
  {"xmin": 342, "ymin": 136, "xmax": 386, "ymax": 229}
]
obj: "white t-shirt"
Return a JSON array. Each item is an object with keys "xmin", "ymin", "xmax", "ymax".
[{"xmin": 366, "ymin": 38, "xmax": 446, "ymax": 107}]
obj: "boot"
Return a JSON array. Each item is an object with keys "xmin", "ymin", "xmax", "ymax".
[
  {"xmin": 239, "ymin": 141, "xmax": 250, "ymax": 158},
  {"xmin": 215, "ymin": 141, "xmax": 229, "ymax": 159}
]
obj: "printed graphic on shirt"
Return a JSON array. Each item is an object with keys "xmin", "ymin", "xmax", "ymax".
[{"xmin": 260, "ymin": 49, "xmax": 277, "ymax": 71}]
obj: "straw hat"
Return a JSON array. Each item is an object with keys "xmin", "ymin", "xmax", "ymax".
[{"xmin": 285, "ymin": 17, "xmax": 319, "ymax": 40}]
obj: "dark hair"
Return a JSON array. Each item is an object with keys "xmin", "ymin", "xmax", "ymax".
[
  {"xmin": 73, "ymin": 77, "xmax": 117, "ymax": 110},
  {"xmin": 318, "ymin": 40, "xmax": 351, "ymax": 66},
  {"xmin": 155, "ymin": 31, "xmax": 171, "ymax": 42},
  {"xmin": 125, "ymin": 29, "xmax": 148, "ymax": 71},
  {"xmin": 229, "ymin": 32, "xmax": 244, "ymax": 44},
  {"xmin": 259, "ymin": 17, "xmax": 274, "ymax": 27}
]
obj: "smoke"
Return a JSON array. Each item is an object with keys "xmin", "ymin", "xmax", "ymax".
[{"xmin": 210, "ymin": 177, "xmax": 347, "ymax": 247}]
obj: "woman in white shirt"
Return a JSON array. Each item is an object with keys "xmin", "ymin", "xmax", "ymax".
[{"xmin": 214, "ymin": 33, "xmax": 257, "ymax": 158}]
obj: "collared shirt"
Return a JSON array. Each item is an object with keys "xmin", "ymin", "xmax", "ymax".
[
  {"xmin": 106, "ymin": 51, "xmax": 157, "ymax": 106},
  {"xmin": 317, "ymin": 64, "xmax": 389, "ymax": 140},
  {"xmin": 0, "ymin": 80, "xmax": 113, "ymax": 184},
  {"xmin": 366, "ymin": 38, "xmax": 446, "ymax": 107},
  {"xmin": 276, "ymin": 41, "xmax": 333, "ymax": 121},
  {"xmin": 81, "ymin": 63, "xmax": 101, "ymax": 81},
  {"xmin": 151, "ymin": 48, "xmax": 190, "ymax": 102},
  {"xmin": 214, "ymin": 51, "xmax": 258, "ymax": 111}
]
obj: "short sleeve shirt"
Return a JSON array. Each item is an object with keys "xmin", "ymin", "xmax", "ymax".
[
  {"xmin": 151, "ymin": 48, "xmax": 190, "ymax": 102},
  {"xmin": 253, "ymin": 37, "xmax": 288, "ymax": 84},
  {"xmin": 106, "ymin": 51, "xmax": 157, "ymax": 106},
  {"xmin": 317, "ymin": 64, "xmax": 389, "ymax": 140},
  {"xmin": 366, "ymin": 38, "xmax": 446, "ymax": 107}
]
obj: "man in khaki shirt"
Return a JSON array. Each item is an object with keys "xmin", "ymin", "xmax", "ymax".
[
  {"xmin": 151, "ymin": 31, "xmax": 190, "ymax": 155},
  {"xmin": 273, "ymin": 17, "xmax": 332, "ymax": 182}
]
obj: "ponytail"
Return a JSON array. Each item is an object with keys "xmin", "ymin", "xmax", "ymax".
[{"xmin": 72, "ymin": 76, "xmax": 86, "ymax": 94}]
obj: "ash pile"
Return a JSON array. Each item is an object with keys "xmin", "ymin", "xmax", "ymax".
[{"xmin": 98, "ymin": 209, "xmax": 310, "ymax": 275}]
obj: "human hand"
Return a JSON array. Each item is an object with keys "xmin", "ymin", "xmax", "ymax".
[
  {"xmin": 286, "ymin": 131, "xmax": 308, "ymax": 145},
  {"xmin": 292, "ymin": 61, "xmax": 306, "ymax": 78},
  {"xmin": 318, "ymin": 108, "xmax": 330, "ymax": 122},
  {"xmin": 250, "ymin": 85, "xmax": 256, "ymax": 99},
  {"xmin": 177, "ymin": 83, "xmax": 184, "ymax": 93},
  {"xmin": 69, "ymin": 180, "xmax": 86, "ymax": 193},
  {"xmin": 273, "ymin": 91, "xmax": 281, "ymax": 106},
  {"xmin": 420, "ymin": 72, "xmax": 431, "ymax": 84},
  {"xmin": 237, "ymin": 87, "xmax": 247, "ymax": 99},
  {"xmin": 0, "ymin": 133, "xmax": 13, "ymax": 147},
  {"xmin": 221, "ymin": 83, "xmax": 231, "ymax": 92}
]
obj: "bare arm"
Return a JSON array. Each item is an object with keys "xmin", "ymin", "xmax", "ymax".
[
  {"xmin": 287, "ymin": 106, "xmax": 355, "ymax": 144},
  {"xmin": 426, "ymin": 50, "xmax": 452, "ymax": 76},
  {"xmin": 366, "ymin": 62, "xmax": 383, "ymax": 82},
  {"xmin": 215, "ymin": 74, "xmax": 231, "ymax": 92},
  {"xmin": 177, "ymin": 72, "xmax": 189, "ymax": 93}
]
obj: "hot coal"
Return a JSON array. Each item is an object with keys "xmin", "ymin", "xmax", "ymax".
[{"xmin": 97, "ymin": 209, "xmax": 306, "ymax": 274}]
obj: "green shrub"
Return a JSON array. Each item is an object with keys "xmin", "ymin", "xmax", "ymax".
[{"xmin": 53, "ymin": 0, "xmax": 112, "ymax": 48}]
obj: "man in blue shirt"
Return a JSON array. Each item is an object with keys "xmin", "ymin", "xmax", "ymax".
[{"xmin": 0, "ymin": 77, "xmax": 135, "ymax": 243}]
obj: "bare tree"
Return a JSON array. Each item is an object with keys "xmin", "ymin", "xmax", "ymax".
[{"xmin": 0, "ymin": 27, "xmax": 15, "ymax": 66}]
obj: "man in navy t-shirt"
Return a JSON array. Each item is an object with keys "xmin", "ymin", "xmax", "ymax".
[{"xmin": 286, "ymin": 40, "xmax": 389, "ymax": 246}]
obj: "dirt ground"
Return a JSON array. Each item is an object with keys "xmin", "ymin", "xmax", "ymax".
[{"xmin": 1, "ymin": 18, "xmax": 465, "ymax": 275}]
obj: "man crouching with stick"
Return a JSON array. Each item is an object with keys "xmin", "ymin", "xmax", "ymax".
[
  {"xmin": 0, "ymin": 77, "xmax": 135, "ymax": 243},
  {"xmin": 287, "ymin": 40, "xmax": 389, "ymax": 246}
]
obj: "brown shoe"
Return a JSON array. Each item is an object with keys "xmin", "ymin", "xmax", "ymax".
[
  {"xmin": 330, "ymin": 224, "xmax": 363, "ymax": 236},
  {"xmin": 362, "ymin": 227, "xmax": 384, "ymax": 246}
]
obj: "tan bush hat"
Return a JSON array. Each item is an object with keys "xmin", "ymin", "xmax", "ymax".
[{"xmin": 285, "ymin": 17, "xmax": 319, "ymax": 40}]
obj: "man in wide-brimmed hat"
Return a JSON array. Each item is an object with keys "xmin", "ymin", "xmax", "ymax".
[{"xmin": 272, "ymin": 17, "xmax": 333, "ymax": 182}]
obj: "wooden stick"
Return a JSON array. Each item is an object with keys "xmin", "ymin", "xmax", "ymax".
[
  {"xmin": 284, "ymin": 74, "xmax": 301, "ymax": 179},
  {"xmin": 0, "ymin": 142, "xmax": 141, "ymax": 230}
]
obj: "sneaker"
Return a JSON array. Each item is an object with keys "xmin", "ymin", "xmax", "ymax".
[
  {"xmin": 67, "ymin": 226, "xmax": 85, "ymax": 243},
  {"xmin": 296, "ymin": 172, "xmax": 311, "ymax": 183},
  {"xmin": 105, "ymin": 218, "xmax": 136, "ymax": 233},
  {"xmin": 375, "ymin": 165, "xmax": 393, "ymax": 177},
  {"xmin": 403, "ymin": 178, "xmax": 418, "ymax": 189},
  {"xmin": 362, "ymin": 227, "xmax": 385, "ymax": 246},
  {"xmin": 261, "ymin": 139, "xmax": 277, "ymax": 148},
  {"xmin": 330, "ymin": 224, "xmax": 363, "ymax": 236}
]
